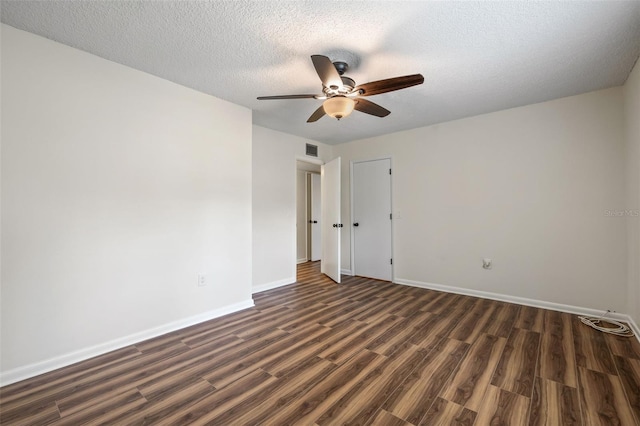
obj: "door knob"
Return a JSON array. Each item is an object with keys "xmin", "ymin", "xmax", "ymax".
[
  {"xmin": 333, "ymin": 224, "xmax": 337, "ymax": 228},
  {"xmin": 353, "ymin": 223, "xmax": 359, "ymax": 227},
  {"xmin": 313, "ymin": 220, "xmax": 318, "ymax": 223}
]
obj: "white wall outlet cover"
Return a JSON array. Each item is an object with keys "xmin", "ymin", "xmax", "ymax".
[{"xmin": 197, "ymin": 274, "xmax": 207, "ymax": 286}]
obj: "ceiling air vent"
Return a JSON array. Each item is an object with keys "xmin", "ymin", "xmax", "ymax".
[{"xmin": 306, "ymin": 143, "xmax": 318, "ymax": 157}]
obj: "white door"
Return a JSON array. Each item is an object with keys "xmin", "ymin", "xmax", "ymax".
[
  {"xmin": 321, "ymin": 157, "xmax": 341, "ymax": 283},
  {"xmin": 296, "ymin": 170, "xmax": 308, "ymax": 263},
  {"xmin": 310, "ymin": 173, "xmax": 322, "ymax": 261},
  {"xmin": 352, "ymin": 158, "xmax": 392, "ymax": 281}
]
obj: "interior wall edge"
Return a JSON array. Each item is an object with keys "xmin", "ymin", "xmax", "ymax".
[
  {"xmin": 394, "ymin": 277, "xmax": 640, "ymax": 343},
  {"xmin": 0, "ymin": 299, "xmax": 255, "ymax": 387},
  {"xmin": 252, "ymin": 277, "xmax": 296, "ymax": 294}
]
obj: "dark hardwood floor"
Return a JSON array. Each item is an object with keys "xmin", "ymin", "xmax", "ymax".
[{"xmin": 2, "ymin": 261, "xmax": 640, "ymax": 425}]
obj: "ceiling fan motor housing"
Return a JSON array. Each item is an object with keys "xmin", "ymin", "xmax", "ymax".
[
  {"xmin": 333, "ymin": 61, "xmax": 349, "ymax": 75},
  {"xmin": 323, "ymin": 75, "xmax": 356, "ymax": 96},
  {"xmin": 340, "ymin": 76, "xmax": 355, "ymax": 90}
]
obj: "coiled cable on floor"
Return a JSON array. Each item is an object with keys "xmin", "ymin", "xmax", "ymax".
[{"xmin": 578, "ymin": 310, "xmax": 634, "ymax": 337}]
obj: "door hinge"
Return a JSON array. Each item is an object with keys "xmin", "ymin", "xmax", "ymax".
[
  {"xmin": 390, "ymin": 258, "xmax": 393, "ymax": 265},
  {"xmin": 389, "ymin": 168, "xmax": 392, "ymax": 175},
  {"xmin": 390, "ymin": 213, "xmax": 392, "ymax": 220}
]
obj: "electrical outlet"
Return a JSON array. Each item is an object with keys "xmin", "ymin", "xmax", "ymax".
[
  {"xmin": 197, "ymin": 274, "xmax": 207, "ymax": 287},
  {"xmin": 482, "ymin": 258, "xmax": 492, "ymax": 269}
]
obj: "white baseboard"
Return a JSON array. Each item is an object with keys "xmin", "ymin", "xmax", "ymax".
[
  {"xmin": 0, "ymin": 299, "xmax": 255, "ymax": 387},
  {"xmin": 394, "ymin": 277, "xmax": 640, "ymax": 343},
  {"xmin": 252, "ymin": 277, "xmax": 296, "ymax": 294},
  {"xmin": 341, "ymin": 269, "xmax": 353, "ymax": 276},
  {"xmin": 297, "ymin": 258, "xmax": 308, "ymax": 264},
  {"xmin": 628, "ymin": 316, "xmax": 640, "ymax": 340}
]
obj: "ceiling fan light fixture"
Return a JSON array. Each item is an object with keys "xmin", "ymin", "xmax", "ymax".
[{"xmin": 323, "ymin": 96, "xmax": 355, "ymax": 120}]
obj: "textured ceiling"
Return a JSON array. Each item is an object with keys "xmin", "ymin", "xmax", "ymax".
[{"xmin": 2, "ymin": 1, "xmax": 639, "ymax": 145}]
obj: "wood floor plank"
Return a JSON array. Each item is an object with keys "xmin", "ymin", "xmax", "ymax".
[
  {"xmin": 315, "ymin": 343, "xmax": 424, "ymax": 425},
  {"xmin": 0, "ymin": 400, "xmax": 60, "ymax": 425},
  {"xmin": 3, "ymin": 261, "xmax": 640, "ymax": 425},
  {"xmin": 539, "ymin": 310, "xmax": 578, "ymax": 387},
  {"xmin": 354, "ymin": 295, "xmax": 414, "ymax": 324},
  {"xmin": 577, "ymin": 366, "xmax": 636, "ymax": 426},
  {"xmin": 612, "ymin": 355, "xmax": 640, "ymax": 424},
  {"xmin": 232, "ymin": 304, "xmax": 320, "ymax": 339},
  {"xmin": 280, "ymin": 301, "xmax": 356, "ymax": 331},
  {"xmin": 129, "ymin": 335, "xmax": 245, "ymax": 397},
  {"xmin": 353, "ymin": 298, "xmax": 410, "ymax": 323},
  {"xmin": 54, "ymin": 386, "xmax": 158, "ymax": 426},
  {"xmin": 180, "ymin": 307, "xmax": 284, "ymax": 347},
  {"xmin": 269, "ymin": 302, "xmax": 331, "ymax": 331},
  {"xmin": 317, "ymin": 314, "xmax": 400, "ymax": 364},
  {"xmin": 0, "ymin": 345, "xmax": 142, "ymax": 402},
  {"xmin": 0, "ymin": 346, "xmax": 143, "ymax": 412},
  {"xmin": 368, "ymin": 409, "xmax": 414, "ymax": 426},
  {"xmin": 515, "ymin": 305, "xmax": 545, "ymax": 332},
  {"xmin": 54, "ymin": 342, "xmax": 191, "ymax": 417},
  {"xmin": 133, "ymin": 379, "xmax": 216, "ymax": 425},
  {"xmin": 206, "ymin": 356, "xmax": 338, "ymax": 425},
  {"xmin": 366, "ymin": 310, "xmax": 434, "ymax": 356},
  {"xmin": 606, "ymin": 333, "xmax": 640, "ymax": 360},
  {"xmin": 424, "ymin": 293, "xmax": 475, "ymax": 317},
  {"xmin": 407, "ymin": 312, "xmax": 464, "ymax": 350},
  {"xmin": 261, "ymin": 349, "xmax": 387, "ymax": 425},
  {"xmin": 483, "ymin": 302, "xmax": 521, "ymax": 338},
  {"xmin": 420, "ymin": 397, "xmax": 476, "ymax": 426},
  {"xmin": 529, "ymin": 377, "xmax": 581, "ymax": 426},
  {"xmin": 439, "ymin": 333, "xmax": 507, "ymax": 411},
  {"xmin": 417, "ymin": 291, "xmax": 450, "ymax": 313},
  {"xmin": 261, "ymin": 320, "xmax": 361, "ymax": 377},
  {"xmin": 320, "ymin": 293, "xmax": 394, "ymax": 328},
  {"xmin": 382, "ymin": 338, "xmax": 469, "ymax": 425},
  {"xmin": 391, "ymin": 291, "xmax": 439, "ymax": 318},
  {"xmin": 115, "ymin": 334, "xmax": 245, "ymax": 403},
  {"xmin": 573, "ymin": 316, "xmax": 617, "ymax": 375},
  {"xmin": 203, "ymin": 323, "xmax": 330, "ymax": 388},
  {"xmin": 491, "ymin": 328, "xmax": 540, "ymax": 396},
  {"xmin": 155, "ymin": 368, "xmax": 277, "ymax": 425},
  {"xmin": 448, "ymin": 298, "xmax": 497, "ymax": 343},
  {"xmin": 474, "ymin": 385, "xmax": 530, "ymax": 425},
  {"xmin": 53, "ymin": 330, "xmax": 263, "ymax": 417}
]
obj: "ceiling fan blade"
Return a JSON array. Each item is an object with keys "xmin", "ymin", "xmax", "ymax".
[
  {"xmin": 257, "ymin": 94, "xmax": 318, "ymax": 100},
  {"xmin": 311, "ymin": 55, "xmax": 343, "ymax": 90},
  {"xmin": 307, "ymin": 105, "xmax": 326, "ymax": 122},
  {"xmin": 354, "ymin": 99, "xmax": 391, "ymax": 117},
  {"xmin": 355, "ymin": 74, "xmax": 424, "ymax": 96}
]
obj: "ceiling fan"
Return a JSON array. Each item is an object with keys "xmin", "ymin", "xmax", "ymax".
[{"xmin": 257, "ymin": 55, "xmax": 424, "ymax": 122}]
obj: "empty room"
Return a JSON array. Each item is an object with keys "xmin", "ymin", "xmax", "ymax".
[{"xmin": 2, "ymin": 1, "xmax": 640, "ymax": 424}]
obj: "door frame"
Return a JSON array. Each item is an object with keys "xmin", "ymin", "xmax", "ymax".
[
  {"xmin": 350, "ymin": 156, "xmax": 394, "ymax": 281},
  {"xmin": 295, "ymin": 156, "xmax": 324, "ymax": 271}
]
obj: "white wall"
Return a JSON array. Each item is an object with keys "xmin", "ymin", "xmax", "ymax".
[
  {"xmin": 624, "ymin": 59, "xmax": 640, "ymax": 324},
  {"xmin": 252, "ymin": 125, "xmax": 331, "ymax": 293},
  {"xmin": 334, "ymin": 87, "xmax": 627, "ymax": 312},
  {"xmin": 1, "ymin": 25, "xmax": 253, "ymax": 383},
  {"xmin": 296, "ymin": 170, "xmax": 308, "ymax": 263}
]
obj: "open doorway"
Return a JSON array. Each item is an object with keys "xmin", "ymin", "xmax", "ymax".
[{"xmin": 296, "ymin": 160, "xmax": 321, "ymax": 265}]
